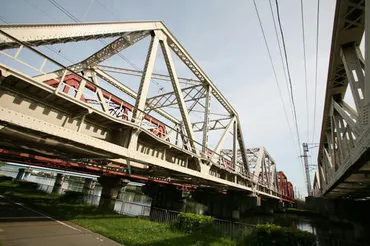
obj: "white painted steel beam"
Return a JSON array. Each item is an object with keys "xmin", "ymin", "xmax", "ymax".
[
  {"xmin": 341, "ymin": 44, "xmax": 365, "ymax": 112},
  {"xmin": 133, "ymin": 35, "xmax": 159, "ymax": 120},
  {"xmin": 202, "ymin": 86, "xmax": 211, "ymax": 153},
  {"xmin": 213, "ymin": 117, "xmax": 235, "ymax": 156},
  {"xmin": 97, "ymin": 65, "xmax": 202, "ymax": 86},
  {"xmin": 0, "ymin": 22, "xmax": 161, "ymax": 49},
  {"xmin": 160, "ymin": 35, "xmax": 198, "ymax": 155}
]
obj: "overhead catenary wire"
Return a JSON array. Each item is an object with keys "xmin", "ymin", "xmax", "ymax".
[
  {"xmin": 47, "ymin": 0, "xmax": 164, "ymax": 92},
  {"xmin": 300, "ymin": 0, "xmax": 310, "ymax": 142},
  {"xmin": 268, "ymin": 0, "xmax": 293, "ymax": 118},
  {"xmin": 252, "ymin": 0, "xmax": 297, "ymax": 153},
  {"xmin": 0, "ymin": 13, "xmax": 75, "ymax": 65},
  {"xmin": 274, "ymin": 0, "xmax": 303, "ymax": 156},
  {"xmin": 311, "ymin": 0, "xmax": 321, "ymax": 143},
  {"xmin": 94, "ymin": 0, "xmax": 164, "ymax": 91}
]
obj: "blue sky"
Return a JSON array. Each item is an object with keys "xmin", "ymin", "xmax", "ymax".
[{"xmin": 0, "ymin": 0, "xmax": 340, "ymax": 198}]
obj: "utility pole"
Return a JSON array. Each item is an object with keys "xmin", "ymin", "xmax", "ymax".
[{"xmin": 302, "ymin": 143, "xmax": 312, "ymax": 196}]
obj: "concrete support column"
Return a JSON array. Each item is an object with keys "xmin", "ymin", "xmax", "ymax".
[
  {"xmin": 82, "ymin": 178, "xmax": 96, "ymax": 196},
  {"xmin": 15, "ymin": 168, "xmax": 25, "ymax": 180},
  {"xmin": 23, "ymin": 171, "xmax": 32, "ymax": 180},
  {"xmin": 52, "ymin": 173, "xmax": 65, "ymax": 194},
  {"xmin": 152, "ymin": 185, "xmax": 184, "ymax": 211},
  {"xmin": 259, "ymin": 199, "xmax": 278, "ymax": 214},
  {"xmin": 98, "ymin": 176, "xmax": 124, "ymax": 210}
]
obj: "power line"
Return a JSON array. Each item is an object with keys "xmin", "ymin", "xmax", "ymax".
[
  {"xmin": 0, "ymin": 16, "xmax": 9, "ymax": 24},
  {"xmin": 0, "ymin": 12, "xmax": 75, "ymax": 65},
  {"xmin": 274, "ymin": 0, "xmax": 302, "ymax": 154},
  {"xmin": 268, "ymin": 0, "xmax": 293, "ymax": 117},
  {"xmin": 47, "ymin": 0, "xmax": 140, "ymax": 71},
  {"xmin": 300, "ymin": 0, "xmax": 309, "ymax": 141},
  {"xmin": 252, "ymin": 0, "xmax": 296, "ymax": 153},
  {"xmin": 48, "ymin": 0, "xmax": 164, "ymax": 92},
  {"xmin": 94, "ymin": 0, "xmax": 164, "ymax": 91},
  {"xmin": 312, "ymin": 0, "xmax": 321, "ymax": 143}
]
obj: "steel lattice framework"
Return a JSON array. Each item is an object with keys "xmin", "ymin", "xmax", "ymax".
[
  {"xmin": 317, "ymin": 0, "xmax": 370, "ymax": 198},
  {"xmin": 0, "ymin": 21, "xmax": 288, "ymax": 199},
  {"xmin": 222, "ymin": 147, "xmax": 279, "ymax": 194}
]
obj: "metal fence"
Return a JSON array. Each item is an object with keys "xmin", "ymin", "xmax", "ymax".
[
  {"xmin": 114, "ymin": 200, "xmax": 151, "ymax": 217},
  {"xmin": 146, "ymin": 207, "xmax": 254, "ymax": 239},
  {"xmin": 149, "ymin": 207, "xmax": 180, "ymax": 223},
  {"xmin": 23, "ymin": 179, "xmax": 370, "ymax": 245}
]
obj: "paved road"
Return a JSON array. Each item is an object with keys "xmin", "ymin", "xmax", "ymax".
[{"xmin": 0, "ymin": 196, "xmax": 122, "ymax": 246}]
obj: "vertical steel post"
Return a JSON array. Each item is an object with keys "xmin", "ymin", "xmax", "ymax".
[
  {"xmin": 232, "ymin": 120, "xmax": 237, "ymax": 169},
  {"xmin": 202, "ymin": 86, "xmax": 211, "ymax": 154}
]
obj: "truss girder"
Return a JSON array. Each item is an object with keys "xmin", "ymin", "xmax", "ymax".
[
  {"xmin": 317, "ymin": 0, "xmax": 369, "ymax": 196},
  {"xmin": 0, "ymin": 21, "xmax": 263, "ymax": 193},
  {"xmin": 222, "ymin": 147, "xmax": 278, "ymax": 192}
]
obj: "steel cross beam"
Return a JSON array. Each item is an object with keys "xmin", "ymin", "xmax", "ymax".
[
  {"xmin": 0, "ymin": 22, "xmax": 161, "ymax": 49},
  {"xmin": 68, "ymin": 31, "xmax": 150, "ymax": 72},
  {"xmin": 192, "ymin": 117, "xmax": 232, "ymax": 132},
  {"xmin": 146, "ymin": 84, "xmax": 205, "ymax": 110},
  {"xmin": 97, "ymin": 65, "xmax": 202, "ymax": 86}
]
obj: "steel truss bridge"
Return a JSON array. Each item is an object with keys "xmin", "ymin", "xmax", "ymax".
[
  {"xmin": 0, "ymin": 21, "xmax": 294, "ymax": 202},
  {"xmin": 313, "ymin": 0, "xmax": 370, "ymax": 199}
]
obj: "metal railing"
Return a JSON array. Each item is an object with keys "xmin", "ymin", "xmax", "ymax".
[{"xmin": 149, "ymin": 207, "xmax": 180, "ymax": 223}]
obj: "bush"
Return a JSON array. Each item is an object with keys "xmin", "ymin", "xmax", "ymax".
[
  {"xmin": 0, "ymin": 176, "xmax": 13, "ymax": 182},
  {"xmin": 238, "ymin": 224, "xmax": 316, "ymax": 246},
  {"xmin": 59, "ymin": 191, "xmax": 85, "ymax": 204},
  {"xmin": 14, "ymin": 180, "xmax": 39, "ymax": 189},
  {"xmin": 173, "ymin": 212, "xmax": 214, "ymax": 233}
]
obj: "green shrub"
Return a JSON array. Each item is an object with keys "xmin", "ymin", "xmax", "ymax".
[
  {"xmin": 174, "ymin": 212, "xmax": 214, "ymax": 233},
  {"xmin": 238, "ymin": 224, "xmax": 316, "ymax": 246},
  {"xmin": 0, "ymin": 176, "xmax": 13, "ymax": 182},
  {"xmin": 14, "ymin": 180, "xmax": 39, "ymax": 189},
  {"xmin": 59, "ymin": 191, "xmax": 85, "ymax": 204}
]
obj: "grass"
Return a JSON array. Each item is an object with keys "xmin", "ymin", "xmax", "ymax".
[{"xmin": 0, "ymin": 178, "xmax": 235, "ymax": 246}]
